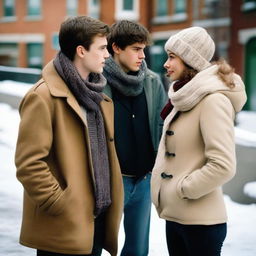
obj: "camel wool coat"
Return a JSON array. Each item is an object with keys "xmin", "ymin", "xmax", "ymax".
[
  {"xmin": 15, "ymin": 61, "xmax": 124, "ymax": 255},
  {"xmin": 151, "ymin": 65, "xmax": 247, "ymax": 225}
]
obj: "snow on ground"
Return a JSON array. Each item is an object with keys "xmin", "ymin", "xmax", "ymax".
[
  {"xmin": 0, "ymin": 80, "xmax": 256, "ymax": 255},
  {"xmin": 235, "ymin": 111, "xmax": 256, "ymax": 147},
  {"xmin": 0, "ymin": 80, "xmax": 33, "ymax": 97},
  {"xmin": 244, "ymin": 181, "xmax": 256, "ymax": 199}
]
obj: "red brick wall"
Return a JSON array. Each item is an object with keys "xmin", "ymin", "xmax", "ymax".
[{"xmin": 229, "ymin": 0, "xmax": 256, "ymax": 76}]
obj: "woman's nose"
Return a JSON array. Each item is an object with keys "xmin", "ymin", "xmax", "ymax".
[{"xmin": 164, "ymin": 59, "xmax": 169, "ymax": 69}]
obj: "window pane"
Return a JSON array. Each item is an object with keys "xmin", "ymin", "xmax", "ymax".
[
  {"xmin": 245, "ymin": 38, "xmax": 256, "ymax": 110},
  {"xmin": 88, "ymin": 0, "xmax": 99, "ymax": 19},
  {"xmin": 242, "ymin": 0, "xmax": 256, "ymax": 11},
  {"xmin": 150, "ymin": 40, "xmax": 166, "ymax": 74},
  {"xmin": 52, "ymin": 34, "xmax": 60, "ymax": 50},
  {"xmin": 156, "ymin": 0, "xmax": 168, "ymax": 16},
  {"xmin": 123, "ymin": 0, "xmax": 133, "ymax": 10},
  {"xmin": 175, "ymin": 0, "xmax": 186, "ymax": 13},
  {"xmin": 67, "ymin": 0, "xmax": 78, "ymax": 16},
  {"xmin": 4, "ymin": 0, "xmax": 15, "ymax": 16},
  {"xmin": 0, "ymin": 43, "xmax": 18, "ymax": 66},
  {"xmin": 27, "ymin": 0, "xmax": 41, "ymax": 16},
  {"xmin": 27, "ymin": 43, "xmax": 43, "ymax": 69}
]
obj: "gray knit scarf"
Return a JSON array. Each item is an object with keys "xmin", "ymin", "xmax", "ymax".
[
  {"xmin": 103, "ymin": 56, "xmax": 147, "ymax": 96},
  {"xmin": 53, "ymin": 52, "xmax": 111, "ymax": 217}
]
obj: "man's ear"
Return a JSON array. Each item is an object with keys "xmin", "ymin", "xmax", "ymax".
[
  {"xmin": 76, "ymin": 45, "xmax": 86, "ymax": 58},
  {"xmin": 112, "ymin": 43, "xmax": 121, "ymax": 54}
]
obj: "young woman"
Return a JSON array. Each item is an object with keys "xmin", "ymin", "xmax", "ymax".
[{"xmin": 151, "ymin": 27, "xmax": 247, "ymax": 256}]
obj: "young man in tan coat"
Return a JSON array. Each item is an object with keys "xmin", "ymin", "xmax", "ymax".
[{"xmin": 15, "ymin": 16, "xmax": 123, "ymax": 256}]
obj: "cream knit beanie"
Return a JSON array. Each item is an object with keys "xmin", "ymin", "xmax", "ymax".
[{"xmin": 165, "ymin": 27, "xmax": 215, "ymax": 71}]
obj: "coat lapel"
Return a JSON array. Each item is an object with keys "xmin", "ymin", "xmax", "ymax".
[
  {"xmin": 66, "ymin": 94, "xmax": 87, "ymax": 126},
  {"xmin": 42, "ymin": 61, "xmax": 88, "ymax": 127},
  {"xmin": 42, "ymin": 61, "xmax": 114, "ymax": 143}
]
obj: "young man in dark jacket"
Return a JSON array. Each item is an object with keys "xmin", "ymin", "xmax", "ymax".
[
  {"xmin": 103, "ymin": 20, "xmax": 166, "ymax": 256},
  {"xmin": 15, "ymin": 16, "xmax": 123, "ymax": 256}
]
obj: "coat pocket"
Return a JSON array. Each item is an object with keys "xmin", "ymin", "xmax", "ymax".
[
  {"xmin": 176, "ymin": 173, "xmax": 190, "ymax": 200},
  {"xmin": 151, "ymin": 170, "xmax": 162, "ymax": 208},
  {"xmin": 43, "ymin": 186, "xmax": 71, "ymax": 216}
]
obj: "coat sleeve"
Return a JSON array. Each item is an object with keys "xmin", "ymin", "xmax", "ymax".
[
  {"xmin": 177, "ymin": 93, "xmax": 236, "ymax": 199},
  {"xmin": 15, "ymin": 90, "xmax": 66, "ymax": 215},
  {"xmin": 150, "ymin": 72, "xmax": 167, "ymax": 152},
  {"xmin": 156, "ymin": 75, "xmax": 168, "ymax": 139}
]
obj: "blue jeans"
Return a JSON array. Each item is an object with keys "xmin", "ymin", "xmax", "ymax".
[
  {"xmin": 120, "ymin": 173, "xmax": 151, "ymax": 256},
  {"xmin": 166, "ymin": 221, "xmax": 227, "ymax": 256}
]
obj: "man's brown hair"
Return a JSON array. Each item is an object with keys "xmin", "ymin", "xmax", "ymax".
[
  {"xmin": 107, "ymin": 20, "xmax": 151, "ymax": 55},
  {"xmin": 59, "ymin": 16, "xmax": 109, "ymax": 60}
]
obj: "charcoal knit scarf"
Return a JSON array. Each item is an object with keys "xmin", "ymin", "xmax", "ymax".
[
  {"xmin": 53, "ymin": 52, "xmax": 111, "ymax": 217},
  {"xmin": 103, "ymin": 56, "xmax": 147, "ymax": 96}
]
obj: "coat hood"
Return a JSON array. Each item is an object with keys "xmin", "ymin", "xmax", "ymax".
[
  {"xmin": 168, "ymin": 65, "xmax": 247, "ymax": 113},
  {"xmin": 218, "ymin": 72, "xmax": 247, "ymax": 113}
]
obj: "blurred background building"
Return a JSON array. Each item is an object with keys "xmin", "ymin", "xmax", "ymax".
[{"xmin": 0, "ymin": 0, "xmax": 256, "ymax": 110}]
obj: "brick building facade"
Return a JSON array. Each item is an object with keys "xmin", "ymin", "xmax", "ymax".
[
  {"xmin": 229, "ymin": 0, "xmax": 256, "ymax": 110},
  {"xmin": 0, "ymin": 0, "xmax": 255, "ymax": 109}
]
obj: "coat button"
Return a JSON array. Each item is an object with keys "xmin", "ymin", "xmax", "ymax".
[
  {"xmin": 165, "ymin": 152, "xmax": 176, "ymax": 157},
  {"xmin": 166, "ymin": 130, "xmax": 174, "ymax": 136},
  {"xmin": 161, "ymin": 172, "xmax": 173, "ymax": 179},
  {"xmin": 109, "ymin": 138, "xmax": 114, "ymax": 142}
]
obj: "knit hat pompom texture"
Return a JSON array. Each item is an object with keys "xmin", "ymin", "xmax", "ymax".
[{"xmin": 165, "ymin": 27, "xmax": 215, "ymax": 71}]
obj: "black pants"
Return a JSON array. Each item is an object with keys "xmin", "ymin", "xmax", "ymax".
[
  {"xmin": 37, "ymin": 213, "xmax": 105, "ymax": 256},
  {"xmin": 166, "ymin": 221, "xmax": 227, "ymax": 256}
]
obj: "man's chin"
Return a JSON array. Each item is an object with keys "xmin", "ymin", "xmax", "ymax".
[
  {"xmin": 131, "ymin": 66, "xmax": 140, "ymax": 72},
  {"xmin": 94, "ymin": 68, "xmax": 103, "ymax": 74}
]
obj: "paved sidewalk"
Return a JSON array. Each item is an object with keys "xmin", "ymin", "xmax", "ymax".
[{"xmin": 223, "ymin": 144, "xmax": 256, "ymax": 204}]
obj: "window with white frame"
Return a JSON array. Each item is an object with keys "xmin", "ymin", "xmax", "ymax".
[
  {"xmin": 115, "ymin": 0, "xmax": 139, "ymax": 21},
  {"xmin": 153, "ymin": 0, "xmax": 187, "ymax": 24},
  {"xmin": 242, "ymin": 0, "xmax": 256, "ymax": 11},
  {"xmin": 27, "ymin": 0, "xmax": 41, "ymax": 16},
  {"xmin": 27, "ymin": 43, "xmax": 43, "ymax": 69},
  {"xmin": 88, "ymin": 0, "xmax": 100, "ymax": 19},
  {"xmin": 0, "ymin": 43, "xmax": 18, "ymax": 66},
  {"xmin": 67, "ymin": 0, "xmax": 78, "ymax": 16},
  {"xmin": 3, "ymin": 0, "xmax": 15, "ymax": 17}
]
